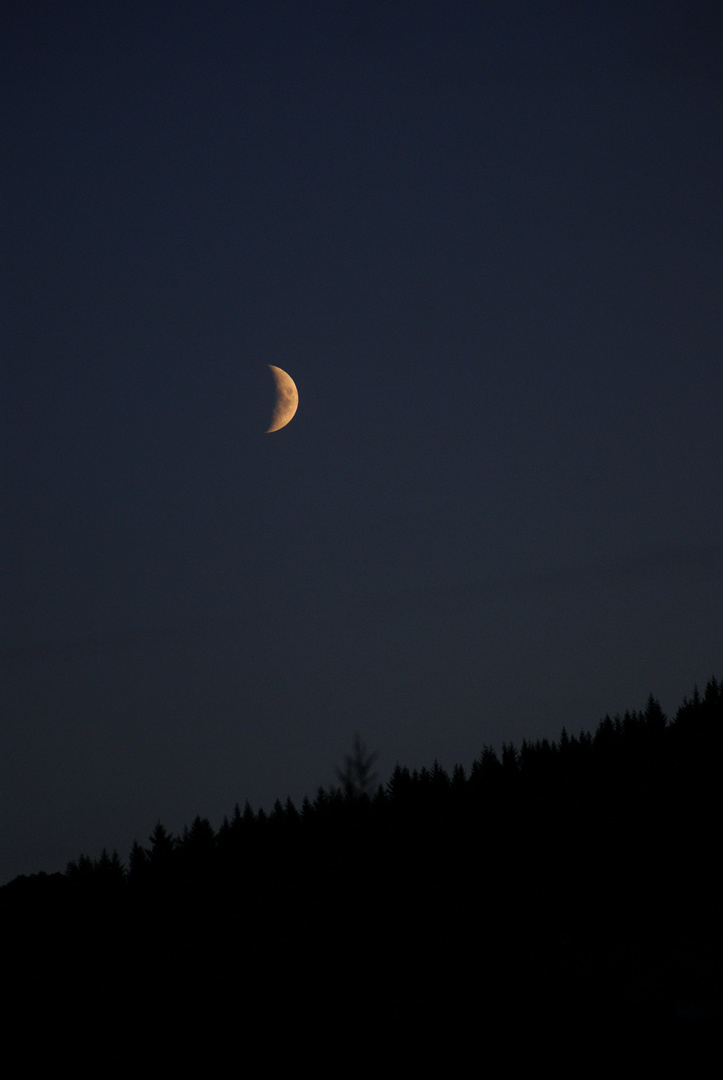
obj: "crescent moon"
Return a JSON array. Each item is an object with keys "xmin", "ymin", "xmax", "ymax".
[{"xmin": 266, "ymin": 365, "xmax": 299, "ymax": 433}]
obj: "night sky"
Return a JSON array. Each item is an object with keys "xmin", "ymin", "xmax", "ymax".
[{"xmin": 4, "ymin": 1, "xmax": 722, "ymax": 884}]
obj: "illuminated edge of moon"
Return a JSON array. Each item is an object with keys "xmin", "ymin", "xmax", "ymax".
[{"xmin": 266, "ymin": 365, "xmax": 299, "ymax": 433}]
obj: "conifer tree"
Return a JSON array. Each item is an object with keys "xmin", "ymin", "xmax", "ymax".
[{"xmin": 336, "ymin": 734, "xmax": 379, "ymax": 799}]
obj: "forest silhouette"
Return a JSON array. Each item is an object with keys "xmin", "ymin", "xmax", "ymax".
[{"xmin": 3, "ymin": 678, "xmax": 721, "ymax": 1039}]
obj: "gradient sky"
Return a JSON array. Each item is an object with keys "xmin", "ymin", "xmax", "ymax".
[{"xmin": 3, "ymin": 1, "xmax": 722, "ymax": 883}]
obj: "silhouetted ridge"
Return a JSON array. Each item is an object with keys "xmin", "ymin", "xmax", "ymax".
[{"xmin": 3, "ymin": 677, "xmax": 721, "ymax": 1036}]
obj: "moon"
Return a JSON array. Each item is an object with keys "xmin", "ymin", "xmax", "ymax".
[{"xmin": 266, "ymin": 365, "xmax": 299, "ymax": 433}]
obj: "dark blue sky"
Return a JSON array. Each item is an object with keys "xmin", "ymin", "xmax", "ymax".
[{"xmin": 4, "ymin": 1, "xmax": 722, "ymax": 882}]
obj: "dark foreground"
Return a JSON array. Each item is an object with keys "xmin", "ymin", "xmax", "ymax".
[{"xmin": 4, "ymin": 680, "xmax": 721, "ymax": 1048}]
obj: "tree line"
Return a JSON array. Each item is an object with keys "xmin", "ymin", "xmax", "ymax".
[
  {"xmin": 3, "ymin": 676, "xmax": 721, "ymax": 1037},
  {"xmin": 62, "ymin": 678, "xmax": 720, "ymax": 892}
]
